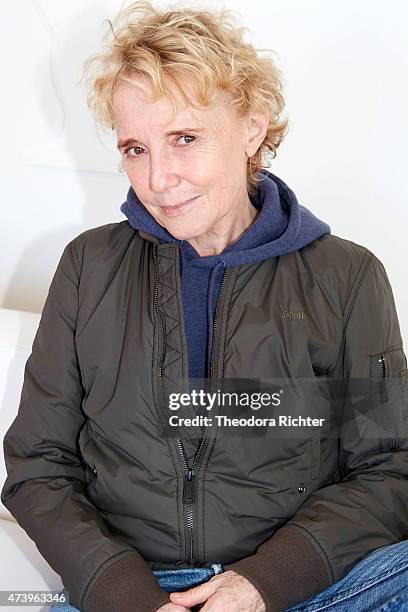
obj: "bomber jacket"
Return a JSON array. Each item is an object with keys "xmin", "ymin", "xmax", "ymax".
[{"xmin": 2, "ymin": 205, "xmax": 408, "ymax": 611}]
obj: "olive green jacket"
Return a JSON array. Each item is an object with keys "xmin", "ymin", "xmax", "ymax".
[{"xmin": 2, "ymin": 222, "xmax": 408, "ymax": 611}]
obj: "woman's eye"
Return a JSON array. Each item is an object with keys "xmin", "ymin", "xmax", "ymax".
[
  {"xmin": 124, "ymin": 134, "xmax": 195, "ymax": 159},
  {"xmin": 125, "ymin": 146, "xmax": 144, "ymax": 158},
  {"xmin": 177, "ymin": 134, "xmax": 196, "ymax": 145}
]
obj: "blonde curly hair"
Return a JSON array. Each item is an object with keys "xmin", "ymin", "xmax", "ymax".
[{"xmin": 81, "ymin": 0, "xmax": 289, "ymax": 196}]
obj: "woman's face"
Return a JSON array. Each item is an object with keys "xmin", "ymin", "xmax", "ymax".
[{"xmin": 113, "ymin": 74, "xmax": 267, "ymax": 248}]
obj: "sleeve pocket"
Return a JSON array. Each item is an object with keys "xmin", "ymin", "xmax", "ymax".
[{"xmin": 369, "ymin": 347, "xmax": 408, "ymax": 452}]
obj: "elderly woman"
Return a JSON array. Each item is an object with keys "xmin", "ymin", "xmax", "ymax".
[{"xmin": 2, "ymin": 2, "xmax": 408, "ymax": 612}]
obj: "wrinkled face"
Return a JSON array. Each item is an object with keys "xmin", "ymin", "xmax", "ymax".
[{"xmin": 113, "ymin": 74, "xmax": 254, "ymax": 242}]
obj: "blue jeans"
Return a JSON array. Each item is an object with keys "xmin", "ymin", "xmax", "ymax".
[{"xmin": 49, "ymin": 540, "xmax": 408, "ymax": 611}]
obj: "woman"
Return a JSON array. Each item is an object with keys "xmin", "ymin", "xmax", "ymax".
[{"xmin": 2, "ymin": 2, "xmax": 408, "ymax": 611}]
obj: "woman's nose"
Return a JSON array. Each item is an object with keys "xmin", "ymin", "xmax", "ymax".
[{"xmin": 148, "ymin": 149, "xmax": 181, "ymax": 193}]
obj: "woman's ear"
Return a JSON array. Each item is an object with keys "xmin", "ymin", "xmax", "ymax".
[{"xmin": 245, "ymin": 110, "xmax": 269, "ymax": 157}]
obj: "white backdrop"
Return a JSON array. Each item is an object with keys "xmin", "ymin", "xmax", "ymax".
[{"xmin": 1, "ymin": 0, "xmax": 407, "ymax": 344}]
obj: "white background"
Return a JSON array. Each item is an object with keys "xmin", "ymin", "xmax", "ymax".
[{"xmin": 1, "ymin": 0, "xmax": 407, "ymax": 345}]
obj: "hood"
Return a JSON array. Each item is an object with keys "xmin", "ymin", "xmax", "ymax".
[{"xmin": 120, "ymin": 169, "xmax": 331, "ymax": 267}]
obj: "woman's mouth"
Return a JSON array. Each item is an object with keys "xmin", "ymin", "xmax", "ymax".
[{"xmin": 161, "ymin": 196, "xmax": 200, "ymax": 217}]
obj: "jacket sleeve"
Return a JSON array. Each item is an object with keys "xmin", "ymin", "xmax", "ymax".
[
  {"xmin": 0, "ymin": 239, "xmax": 170, "ymax": 612},
  {"xmin": 228, "ymin": 249, "xmax": 408, "ymax": 611}
]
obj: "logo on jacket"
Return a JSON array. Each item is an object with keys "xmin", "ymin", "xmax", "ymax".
[{"xmin": 280, "ymin": 304, "xmax": 305, "ymax": 319}]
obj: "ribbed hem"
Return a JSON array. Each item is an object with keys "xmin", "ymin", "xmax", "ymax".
[
  {"xmin": 83, "ymin": 552, "xmax": 170, "ymax": 612},
  {"xmin": 226, "ymin": 525, "xmax": 332, "ymax": 612}
]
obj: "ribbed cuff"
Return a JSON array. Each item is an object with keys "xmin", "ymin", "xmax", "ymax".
[
  {"xmin": 226, "ymin": 525, "xmax": 332, "ymax": 612},
  {"xmin": 83, "ymin": 552, "xmax": 170, "ymax": 612}
]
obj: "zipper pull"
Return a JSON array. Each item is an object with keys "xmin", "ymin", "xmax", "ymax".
[{"xmin": 182, "ymin": 468, "xmax": 195, "ymax": 503}]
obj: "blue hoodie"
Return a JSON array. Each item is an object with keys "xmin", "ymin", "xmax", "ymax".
[{"xmin": 121, "ymin": 169, "xmax": 331, "ymax": 381}]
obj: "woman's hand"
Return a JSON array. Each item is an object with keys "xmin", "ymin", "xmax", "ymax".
[
  {"xmin": 156, "ymin": 603, "xmax": 191, "ymax": 611},
  {"xmin": 168, "ymin": 570, "xmax": 266, "ymax": 611}
]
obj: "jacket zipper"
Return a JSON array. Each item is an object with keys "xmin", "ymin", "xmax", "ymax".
[
  {"xmin": 178, "ymin": 267, "xmax": 228, "ymax": 562},
  {"xmin": 377, "ymin": 353, "xmax": 397, "ymax": 450},
  {"xmin": 152, "ymin": 243, "xmax": 227, "ymax": 562},
  {"xmin": 177, "ymin": 436, "xmax": 207, "ymax": 562}
]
